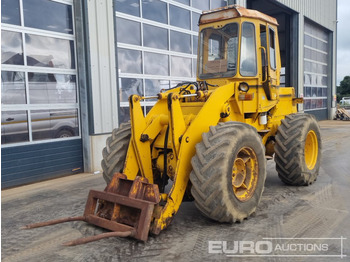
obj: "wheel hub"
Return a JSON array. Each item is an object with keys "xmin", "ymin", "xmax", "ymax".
[
  {"xmin": 232, "ymin": 158, "xmax": 246, "ymax": 188},
  {"xmin": 304, "ymin": 130, "xmax": 318, "ymax": 170},
  {"xmin": 231, "ymin": 147, "xmax": 258, "ymax": 202}
]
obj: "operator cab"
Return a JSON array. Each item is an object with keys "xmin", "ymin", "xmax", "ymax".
[{"xmin": 197, "ymin": 5, "xmax": 281, "ymax": 100}]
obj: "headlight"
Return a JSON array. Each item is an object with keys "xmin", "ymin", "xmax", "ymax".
[{"xmin": 239, "ymin": 82, "xmax": 249, "ymax": 92}]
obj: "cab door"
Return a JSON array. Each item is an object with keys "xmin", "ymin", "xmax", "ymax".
[
  {"xmin": 267, "ymin": 26, "xmax": 280, "ymax": 100},
  {"xmin": 259, "ymin": 24, "xmax": 280, "ymax": 101}
]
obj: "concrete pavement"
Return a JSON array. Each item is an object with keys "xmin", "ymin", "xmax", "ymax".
[{"xmin": 2, "ymin": 120, "xmax": 350, "ymax": 261}]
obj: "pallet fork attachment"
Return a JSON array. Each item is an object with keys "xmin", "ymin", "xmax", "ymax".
[{"xmin": 22, "ymin": 173, "xmax": 160, "ymax": 246}]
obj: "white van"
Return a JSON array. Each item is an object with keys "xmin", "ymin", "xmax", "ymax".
[{"xmin": 340, "ymin": 97, "xmax": 350, "ymax": 106}]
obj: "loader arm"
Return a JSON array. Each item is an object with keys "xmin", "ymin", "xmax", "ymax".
[{"xmin": 123, "ymin": 83, "xmax": 237, "ymax": 233}]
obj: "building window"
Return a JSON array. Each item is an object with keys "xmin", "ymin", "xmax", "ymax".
[
  {"xmin": 1, "ymin": 30, "xmax": 24, "ymax": 65},
  {"xmin": 116, "ymin": 18, "xmax": 141, "ymax": 46},
  {"xmin": 115, "ymin": 0, "xmax": 140, "ymax": 17},
  {"xmin": 171, "ymin": 56, "xmax": 192, "ymax": 77},
  {"xmin": 174, "ymin": 0, "xmax": 190, "ymax": 5},
  {"xmin": 303, "ymin": 20, "xmax": 329, "ymax": 111},
  {"xmin": 25, "ymin": 34, "xmax": 75, "ymax": 69},
  {"xmin": 120, "ymin": 78, "xmax": 143, "ymax": 102},
  {"xmin": 1, "ymin": 71, "xmax": 26, "ymax": 104},
  {"xmin": 1, "ymin": 111, "xmax": 29, "ymax": 144},
  {"xmin": 117, "ymin": 48, "xmax": 142, "ymax": 74},
  {"xmin": 23, "ymin": 0, "xmax": 73, "ymax": 34},
  {"xmin": 31, "ymin": 109, "xmax": 79, "ymax": 141},
  {"xmin": 192, "ymin": 12, "xmax": 200, "ymax": 32},
  {"xmin": 192, "ymin": 0, "xmax": 209, "ymax": 11},
  {"xmin": 28, "ymin": 73, "xmax": 77, "ymax": 104},
  {"xmin": 143, "ymin": 24, "xmax": 168, "ymax": 50},
  {"xmin": 170, "ymin": 5, "xmax": 190, "ymax": 30},
  {"xmin": 170, "ymin": 30, "xmax": 191, "ymax": 54},
  {"xmin": 210, "ymin": 0, "xmax": 227, "ymax": 9},
  {"xmin": 1, "ymin": 0, "xmax": 79, "ymax": 146},
  {"xmin": 142, "ymin": 0, "xmax": 167, "ymax": 24},
  {"xmin": 145, "ymin": 79, "xmax": 170, "ymax": 97},
  {"xmin": 192, "ymin": 35, "xmax": 198, "ymax": 55},
  {"xmin": 1, "ymin": 0, "xmax": 21, "ymax": 25},
  {"xmin": 144, "ymin": 52, "xmax": 169, "ymax": 75}
]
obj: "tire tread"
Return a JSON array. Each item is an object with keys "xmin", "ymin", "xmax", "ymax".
[
  {"xmin": 274, "ymin": 113, "xmax": 321, "ymax": 186},
  {"xmin": 101, "ymin": 122, "xmax": 131, "ymax": 184},
  {"xmin": 190, "ymin": 122, "xmax": 266, "ymax": 222}
]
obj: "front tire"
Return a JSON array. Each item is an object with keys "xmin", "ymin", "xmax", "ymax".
[
  {"xmin": 274, "ymin": 113, "xmax": 322, "ymax": 186},
  {"xmin": 190, "ymin": 122, "xmax": 266, "ymax": 222},
  {"xmin": 101, "ymin": 122, "xmax": 131, "ymax": 184}
]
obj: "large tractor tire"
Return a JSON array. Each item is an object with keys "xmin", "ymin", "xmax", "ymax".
[
  {"xmin": 274, "ymin": 113, "xmax": 322, "ymax": 186},
  {"xmin": 101, "ymin": 122, "xmax": 131, "ymax": 184},
  {"xmin": 190, "ymin": 122, "xmax": 266, "ymax": 223}
]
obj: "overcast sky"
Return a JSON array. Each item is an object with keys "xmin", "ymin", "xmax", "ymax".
[{"xmin": 337, "ymin": 0, "xmax": 350, "ymax": 85}]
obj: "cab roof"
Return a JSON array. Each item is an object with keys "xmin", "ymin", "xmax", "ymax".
[{"xmin": 199, "ymin": 5, "xmax": 278, "ymax": 26}]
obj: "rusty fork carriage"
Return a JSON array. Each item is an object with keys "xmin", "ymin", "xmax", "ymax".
[{"xmin": 22, "ymin": 173, "xmax": 160, "ymax": 246}]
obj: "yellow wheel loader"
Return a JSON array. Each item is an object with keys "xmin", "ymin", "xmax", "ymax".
[{"xmin": 24, "ymin": 5, "xmax": 322, "ymax": 245}]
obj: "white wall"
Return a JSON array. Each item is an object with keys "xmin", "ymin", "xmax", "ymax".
[
  {"xmin": 87, "ymin": 0, "xmax": 119, "ymax": 134},
  {"xmin": 90, "ymin": 134, "xmax": 110, "ymax": 172},
  {"xmin": 276, "ymin": 0, "xmax": 337, "ymax": 31},
  {"xmin": 85, "ymin": 0, "xmax": 120, "ymax": 171}
]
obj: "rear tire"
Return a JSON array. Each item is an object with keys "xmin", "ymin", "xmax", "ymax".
[
  {"xmin": 190, "ymin": 122, "xmax": 266, "ymax": 222},
  {"xmin": 274, "ymin": 113, "xmax": 322, "ymax": 186},
  {"xmin": 101, "ymin": 122, "xmax": 131, "ymax": 184}
]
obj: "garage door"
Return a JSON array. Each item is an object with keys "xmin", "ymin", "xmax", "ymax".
[
  {"xmin": 303, "ymin": 19, "xmax": 330, "ymax": 120},
  {"xmin": 1, "ymin": 0, "xmax": 83, "ymax": 188}
]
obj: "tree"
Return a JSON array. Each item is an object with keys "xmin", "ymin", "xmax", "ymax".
[{"xmin": 336, "ymin": 76, "xmax": 350, "ymax": 102}]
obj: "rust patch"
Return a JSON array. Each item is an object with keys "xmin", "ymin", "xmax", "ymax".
[
  {"xmin": 22, "ymin": 173, "xmax": 161, "ymax": 245},
  {"xmin": 150, "ymin": 215, "xmax": 173, "ymax": 236},
  {"xmin": 199, "ymin": 5, "xmax": 278, "ymax": 26}
]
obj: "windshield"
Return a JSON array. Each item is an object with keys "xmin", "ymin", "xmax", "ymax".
[{"xmin": 198, "ymin": 23, "xmax": 238, "ymax": 79}]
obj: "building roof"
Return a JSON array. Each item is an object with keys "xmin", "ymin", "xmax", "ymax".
[{"xmin": 199, "ymin": 5, "xmax": 279, "ymax": 26}]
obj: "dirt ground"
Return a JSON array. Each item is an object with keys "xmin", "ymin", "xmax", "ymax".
[{"xmin": 2, "ymin": 120, "xmax": 350, "ymax": 262}]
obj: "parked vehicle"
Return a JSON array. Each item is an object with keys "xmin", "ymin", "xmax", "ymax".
[
  {"xmin": 340, "ymin": 97, "xmax": 350, "ymax": 106},
  {"xmin": 1, "ymin": 109, "xmax": 79, "ymax": 144}
]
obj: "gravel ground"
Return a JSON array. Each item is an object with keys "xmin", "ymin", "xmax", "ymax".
[{"xmin": 2, "ymin": 120, "xmax": 350, "ymax": 262}]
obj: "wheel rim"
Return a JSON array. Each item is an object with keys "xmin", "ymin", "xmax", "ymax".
[
  {"xmin": 231, "ymin": 147, "xmax": 258, "ymax": 202},
  {"xmin": 304, "ymin": 130, "xmax": 318, "ymax": 170}
]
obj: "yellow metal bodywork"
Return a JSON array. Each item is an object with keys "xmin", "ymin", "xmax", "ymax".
[{"xmin": 119, "ymin": 6, "xmax": 302, "ymax": 234}]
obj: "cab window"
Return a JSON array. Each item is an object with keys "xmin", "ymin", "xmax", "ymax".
[
  {"xmin": 269, "ymin": 27, "xmax": 276, "ymax": 70},
  {"xmin": 240, "ymin": 22, "xmax": 257, "ymax": 76},
  {"xmin": 198, "ymin": 23, "xmax": 238, "ymax": 79}
]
